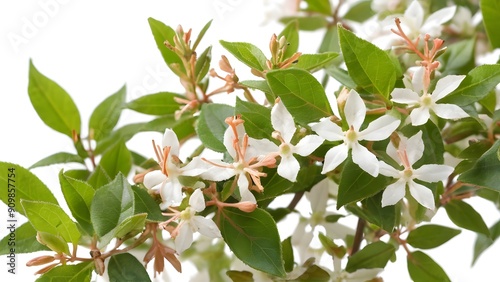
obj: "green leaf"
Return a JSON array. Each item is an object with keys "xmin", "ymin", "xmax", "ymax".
[
  {"xmin": 256, "ymin": 167, "xmax": 294, "ymax": 202},
  {"xmin": 94, "ymin": 123, "xmax": 145, "ymax": 155},
  {"xmin": 303, "ymin": 0, "xmax": 332, "ymax": 15},
  {"xmin": 87, "ymin": 165, "xmax": 112, "ymax": 189},
  {"xmin": 226, "ymin": 271, "xmax": 254, "ymax": 282},
  {"xmin": 195, "ymin": 46, "xmax": 212, "ymax": 82},
  {"xmin": 440, "ymin": 64, "xmax": 500, "ymax": 106},
  {"xmin": 21, "ymin": 200, "xmax": 81, "ymax": 246},
  {"xmin": 99, "ymin": 139, "xmax": 132, "ymax": 178},
  {"xmin": 338, "ymin": 25, "xmax": 397, "ymax": 97},
  {"xmin": 220, "ymin": 40, "xmax": 267, "ymax": 71},
  {"xmin": 28, "ymin": 60, "xmax": 81, "ymax": 137},
  {"xmin": 147, "ymin": 17, "xmax": 183, "ymax": 71},
  {"xmin": 0, "ymin": 162, "xmax": 58, "ymax": 216},
  {"xmin": 132, "ymin": 185, "xmax": 166, "ymax": 222},
  {"xmin": 345, "ymin": 241, "xmax": 395, "ymax": 273},
  {"xmin": 407, "ymin": 251, "xmax": 450, "ymax": 282},
  {"xmin": 235, "ymin": 97, "xmax": 273, "ymax": 140},
  {"xmin": 282, "ymin": 237, "xmax": 294, "ymax": 272},
  {"xmin": 114, "ymin": 213, "xmax": 147, "ymax": 239},
  {"xmin": 439, "ymin": 37, "xmax": 476, "ymax": 76},
  {"xmin": 0, "ymin": 222, "xmax": 49, "ymax": 255},
  {"xmin": 89, "ymin": 85, "xmax": 126, "ymax": 141},
  {"xmin": 36, "ymin": 231, "xmax": 70, "ymax": 255},
  {"xmin": 361, "ymin": 191, "xmax": 396, "ymax": 232},
  {"xmin": 59, "ymin": 171, "xmax": 95, "ymax": 235},
  {"xmin": 143, "ymin": 114, "xmax": 196, "ymax": 141},
  {"xmin": 108, "ymin": 253, "xmax": 152, "ymax": 282},
  {"xmin": 459, "ymin": 139, "xmax": 500, "ymax": 191},
  {"xmin": 325, "ymin": 65, "xmax": 357, "ymax": 89},
  {"xmin": 219, "ymin": 207, "xmax": 285, "ymax": 277},
  {"xmin": 192, "ymin": 19, "xmax": 212, "ymax": 51},
  {"xmin": 293, "ymin": 52, "xmax": 339, "ymax": 72},
  {"xmin": 444, "ymin": 199, "xmax": 490, "ymax": 237},
  {"xmin": 293, "ymin": 264, "xmax": 330, "ymax": 281},
  {"xmin": 319, "ymin": 26, "xmax": 340, "ymax": 53},
  {"xmin": 406, "ymin": 224, "xmax": 461, "ymax": 249},
  {"xmin": 280, "ymin": 16, "xmax": 328, "ymax": 31},
  {"xmin": 36, "ymin": 262, "xmax": 93, "ymax": 282},
  {"xmin": 90, "ymin": 174, "xmax": 134, "ymax": 246},
  {"xmin": 29, "ymin": 152, "xmax": 85, "ymax": 169},
  {"xmin": 337, "ymin": 157, "xmax": 391, "ymax": 209},
  {"xmin": 266, "ymin": 68, "xmax": 332, "ymax": 124},
  {"xmin": 342, "ymin": 0, "xmax": 375, "ymax": 22},
  {"xmin": 126, "ymin": 92, "xmax": 183, "ymax": 115},
  {"xmin": 481, "ymin": 0, "xmax": 500, "ymax": 48},
  {"xmin": 196, "ymin": 103, "xmax": 234, "ymax": 152},
  {"xmin": 473, "ymin": 220, "xmax": 500, "ymax": 265},
  {"xmin": 278, "ymin": 20, "xmax": 299, "ymax": 59}
]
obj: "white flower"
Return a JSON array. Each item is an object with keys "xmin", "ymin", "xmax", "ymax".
[
  {"xmin": 400, "ymin": 0, "xmax": 456, "ymax": 39},
  {"xmin": 379, "ymin": 131, "xmax": 454, "ymax": 210},
  {"xmin": 311, "ymin": 90, "xmax": 400, "ymax": 177},
  {"xmin": 199, "ymin": 117, "xmax": 277, "ymax": 203},
  {"xmin": 252, "ymin": 98, "xmax": 324, "ymax": 182},
  {"xmin": 174, "ymin": 189, "xmax": 221, "ymax": 253},
  {"xmin": 391, "ymin": 67, "xmax": 469, "ymax": 126},
  {"xmin": 144, "ymin": 129, "xmax": 206, "ymax": 210}
]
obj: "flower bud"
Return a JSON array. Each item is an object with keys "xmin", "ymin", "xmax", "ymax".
[
  {"xmin": 94, "ymin": 258, "xmax": 106, "ymax": 276},
  {"xmin": 26, "ymin": 255, "xmax": 55, "ymax": 267},
  {"xmin": 235, "ymin": 201, "xmax": 257, "ymax": 213}
]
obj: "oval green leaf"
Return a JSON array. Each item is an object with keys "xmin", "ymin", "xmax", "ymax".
[
  {"xmin": 407, "ymin": 251, "xmax": 451, "ymax": 282},
  {"xmin": 108, "ymin": 253, "xmax": 152, "ymax": 282},
  {"xmin": 89, "ymin": 85, "xmax": 126, "ymax": 141},
  {"xmin": 444, "ymin": 199, "xmax": 490, "ymax": 237},
  {"xmin": 196, "ymin": 103, "xmax": 234, "ymax": 152},
  {"xmin": 126, "ymin": 92, "xmax": 183, "ymax": 115},
  {"xmin": 36, "ymin": 262, "xmax": 93, "ymax": 282},
  {"xmin": 345, "ymin": 241, "xmax": 395, "ymax": 273},
  {"xmin": 406, "ymin": 224, "xmax": 461, "ymax": 249},
  {"xmin": 219, "ymin": 40, "xmax": 267, "ymax": 71}
]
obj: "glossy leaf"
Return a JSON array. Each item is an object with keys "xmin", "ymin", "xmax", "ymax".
[
  {"xmin": 126, "ymin": 92, "xmax": 183, "ymax": 115},
  {"xmin": 439, "ymin": 37, "xmax": 476, "ymax": 76},
  {"xmin": 282, "ymin": 237, "xmax": 294, "ymax": 272},
  {"xmin": 132, "ymin": 185, "xmax": 166, "ymax": 222},
  {"xmin": 148, "ymin": 17, "xmax": 183, "ymax": 71},
  {"xmin": 0, "ymin": 222, "xmax": 49, "ymax": 255},
  {"xmin": 195, "ymin": 46, "xmax": 212, "ymax": 82},
  {"xmin": 21, "ymin": 200, "xmax": 81, "ymax": 246},
  {"xmin": 338, "ymin": 25, "xmax": 397, "ymax": 98},
  {"xmin": 226, "ymin": 271, "xmax": 254, "ymax": 282},
  {"xmin": 28, "ymin": 60, "xmax": 81, "ymax": 138},
  {"xmin": 36, "ymin": 262, "xmax": 93, "ymax": 282},
  {"xmin": 29, "ymin": 152, "xmax": 85, "ymax": 169},
  {"xmin": 266, "ymin": 68, "xmax": 332, "ymax": 124},
  {"xmin": 293, "ymin": 52, "xmax": 338, "ymax": 72},
  {"xmin": 59, "ymin": 171, "xmax": 95, "ymax": 235},
  {"xmin": 337, "ymin": 157, "xmax": 391, "ymax": 209},
  {"xmin": 108, "ymin": 253, "xmax": 152, "ymax": 282},
  {"xmin": 472, "ymin": 220, "xmax": 500, "ymax": 265},
  {"xmin": 219, "ymin": 40, "xmax": 267, "ymax": 71},
  {"xmin": 196, "ymin": 103, "xmax": 234, "ymax": 152},
  {"xmin": 99, "ymin": 139, "xmax": 132, "ymax": 178},
  {"xmin": 481, "ymin": 0, "xmax": 500, "ymax": 48},
  {"xmin": 235, "ymin": 97, "xmax": 273, "ymax": 140},
  {"xmin": 444, "ymin": 199, "xmax": 490, "ymax": 237},
  {"xmin": 459, "ymin": 139, "xmax": 500, "ymax": 191},
  {"xmin": 406, "ymin": 224, "xmax": 461, "ymax": 249},
  {"xmin": 90, "ymin": 174, "xmax": 134, "ymax": 246},
  {"xmin": 36, "ymin": 231, "xmax": 70, "ymax": 254},
  {"xmin": 0, "ymin": 162, "xmax": 58, "ymax": 216},
  {"xmin": 219, "ymin": 207, "xmax": 286, "ymax": 277},
  {"xmin": 293, "ymin": 264, "xmax": 330, "ymax": 281},
  {"xmin": 440, "ymin": 64, "xmax": 500, "ymax": 106},
  {"xmin": 345, "ymin": 241, "xmax": 395, "ymax": 273},
  {"xmin": 278, "ymin": 20, "xmax": 299, "ymax": 59},
  {"xmin": 114, "ymin": 213, "xmax": 147, "ymax": 240},
  {"xmin": 89, "ymin": 85, "xmax": 126, "ymax": 141},
  {"xmin": 407, "ymin": 251, "xmax": 450, "ymax": 282},
  {"xmin": 87, "ymin": 165, "xmax": 112, "ymax": 189},
  {"xmin": 361, "ymin": 191, "xmax": 396, "ymax": 232}
]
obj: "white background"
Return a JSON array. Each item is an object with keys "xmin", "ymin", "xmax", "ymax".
[{"xmin": 0, "ymin": 0, "xmax": 499, "ymax": 281}]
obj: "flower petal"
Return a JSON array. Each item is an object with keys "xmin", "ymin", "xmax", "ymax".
[
  {"xmin": 411, "ymin": 66, "xmax": 425, "ymax": 94},
  {"xmin": 352, "ymin": 142, "xmax": 379, "ymax": 177},
  {"xmin": 413, "ymin": 164, "xmax": 454, "ymax": 183},
  {"xmin": 159, "ymin": 179, "xmax": 183, "ymax": 209},
  {"xmin": 272, "ymin": 99, "xmax": 296, "ymax": 142},
  {"xmin": 143, "ymin": 170, "xmax": 167, "ymax": 189},
  {"xmin": 189, "ymin": 188, "xmax": 206, "ymax": 212},
  {"xmin": 410, "ymin": 106, "xmax": 431, "ymax": 126},
  {"xmin": 344, "ymin": 90, "xmax": 366, "ymax": 131},
  {"xmin": 162, "ymin": 129, "xmax": 180, "ymax": 156},
  {"xmin": 381, "ymin": 179, "xmax": 406, "ymax": 207},
  {"xmin": 192, "ymin": 216, "xmax": 222, "ymax": 238},
  {"xmin": 200, "ymin": 161, "xmax": 235, "ymax": 181},
  {"xmin": 359, "ymin": 115, "xmax": 400, "ymax": 141},
  {"xmin": 181, "ymin": 157, "xmax": 211, "ymax": 177},
  {"xmin": 293, "ymin": 135, "xmax": 324, "ymax": 156},
  {"xmin": 306, "ymin": 181, "xmax": 329, "ymax": 212},
  {"xmin": 404, "ymin": 0, "xmax": 424, "ymax": 32},
  {"xmin": 432, "ymin": 75, "xmax": 466, "ymax": 102},
  {"xmin": 310, "ymin": 118, "xmax": 344, "ymax": 141},
  {"xmin": 247, "ymin": 137, "xmax": 279, "ymax": 156},
  {"xmin": 237, "ymin": 174, "xmax": 256, "ymax": 203},
  {"xmin": 175, "ymin": 223, "xmax": 193, "ymax": 253},
  {"xmin": 433, "ymin": 103, "xmax": 469, "ymax": 120},
  {"xmin": 391, "ymin": 89, "xmax": 420, "ymax": 105},
  {"xmin": 422, "ymin": 6, "xmax": 457, "ymax": 37},
  {"xmin": 321, "ymin": 145, "xmax": 348, "ymax": 174},
  {"xmin": 408, "ymin": 180, "xmax": 435, "ymax": 210},
  {"xmin": 379, "ymin": 161, "xmax": 401, "ymax": 178},
  {"xmin": 278, "ymin": 154, "xmax": 300, "ymax": 182},
  {"xmin": 405, "ymin": 131, "xmax": 424, "ymax": 165}
]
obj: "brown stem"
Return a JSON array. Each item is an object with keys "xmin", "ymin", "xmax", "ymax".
[
  {"xmin": 350, "ymin": 218, "xmax": 365, "ymax": 255},
  {"xmin": 287, "ymin": 191, "xmax": 304, "ymax": 211}
]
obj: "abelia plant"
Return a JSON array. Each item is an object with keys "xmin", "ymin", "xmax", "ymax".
[{"xmin": 2, "ymin": 0, "xmax": 500, "ymax": 281}]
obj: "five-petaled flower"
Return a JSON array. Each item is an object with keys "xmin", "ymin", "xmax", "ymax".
[
  {"xmin": 311, "ymin": 89, "xmax": 400, "ymax": 177},
  {"xmin": 379, "ymin": 131, "xmax": 454, "ymax": 210},
  {"xmin": 391, "ymin": 67, "xmax": 469, "ymax": 126},
  {"xmin": 143, "ymin": 129, "xmax": 206, "ymax": 210}
]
